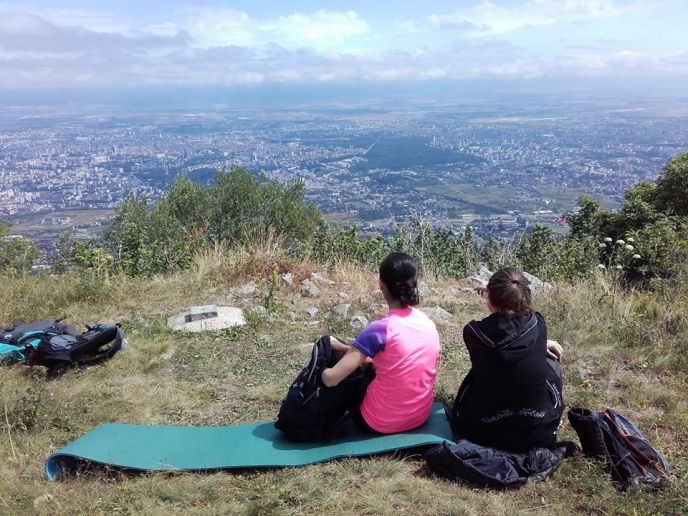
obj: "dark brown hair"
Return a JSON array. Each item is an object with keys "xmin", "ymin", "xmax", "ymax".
[
  {"xmin": 487, "ymin": 267, "xmax": 532, "ymax": 317},
  {"xmin": 379, "ymin": 252, "xmax": 419, "ymax": 307}
]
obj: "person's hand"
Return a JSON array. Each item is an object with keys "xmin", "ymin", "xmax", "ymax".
[
  {"xmin": 547, "ymin": 339, "xmax": 563, "ymax": 362},
  {"xmin": 474, "ymin": 285, "xmax": 487, "ymax": 297},
  {"xmin": 467, "ymin": 277, "xmax": 488, "ymax": 297}
]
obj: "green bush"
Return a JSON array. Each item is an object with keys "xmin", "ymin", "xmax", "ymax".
[
  {"xmin": 101, "ymin": 168, "xmax": 322, "ymax": 277},
  {"xmin": 566, "ymin": 152, "xmax": 688, "ymax": 286},
  {"xmin": 0, "ymin": 218, "xmax": 38, "ymax": 276}
]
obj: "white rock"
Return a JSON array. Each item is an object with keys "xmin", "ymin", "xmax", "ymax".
[
  {"xmin": 229, "ymin": 282, "xmax": 258, "ymax": 299},
  {"xmin": 167, "ymin": 306, "xmax": 246, "ymax": 332},
  {"xmin": 331, "ymin": 304, "xmax": 351, "ymax": 317},
  {"xmin": 350, "ymin": 315, "xmax": 369, "ymax": 329},
  {"xmin": 418, "ymin": 281, "xmax": 435, "ymax": 295},
  {"xmin": 299, "ymin": 279, "xmax": 320, "ymax": 298},
  {"xmin": 311, "ymin": 272, "xmax": 336, "ymax": 285},
  {"xmin": 449, "ymin": 285, "xmax": 475, "ymax": 295},
  {"xmin": 420, "ymin": 306, "xmax": 454, "ymax": 323}
]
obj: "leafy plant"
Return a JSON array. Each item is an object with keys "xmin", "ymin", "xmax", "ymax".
[
  {"xmin": 102, "ymin": 168, "xmax": 322, "ymax": 277},
  {"xmin": 0, "ymin": 218, "xmax": 39, "ymax": 276}
]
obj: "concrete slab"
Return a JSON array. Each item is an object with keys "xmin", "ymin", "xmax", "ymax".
[{"xmin": 168, "ymin": 306, "xmax": 246, "ymax": 332}]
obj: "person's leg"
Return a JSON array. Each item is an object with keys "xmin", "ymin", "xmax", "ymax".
[
  {"xmin": 545, "ymin": 357, "xmax": 564, "ymax": 447},
  {"xmin": 350, "ymin": 408, "xmax": 382, "ymax": 434},
  {"xmin": 547, "ymin": 357, "xmax": 562, "ymax": 382},
  {"xmin": 350, "ymin": 364, "xmax": 381, "ymax": 434}
]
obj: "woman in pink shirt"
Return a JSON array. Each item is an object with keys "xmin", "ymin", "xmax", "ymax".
[{"xmin": 322, "ymin": 252, "xmax": 441, "ymax": 434}]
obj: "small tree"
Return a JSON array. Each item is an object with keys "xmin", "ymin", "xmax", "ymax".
[
  {"xmin": 516, "ymin": 225, "xmax": 560, "ymax": 277},
  {"xmin": 653, "ymin": 152, "xmax": 688, "ymax": 216},
  {"xmin": 209, "ymin": 168, "xmax": 321, "ymax": 249},
  {"xmin": 104, "ymin": 168, "xmax": 322, "ymax": 276},
  {"xmin": 0, "ymin": 219, "xmax": 39, "ymax": 275},
  {"xmin": 51, "ymin": 232, "xmax": 101, "ymax": 275},
  {"xmin": 566, "ymin": 196, "xmax": 620, "ymax": 240}
]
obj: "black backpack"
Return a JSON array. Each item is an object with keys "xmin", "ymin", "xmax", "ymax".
[
  {"xmin": 568, "ymin": 407, "xmax": 671, "ymax": 491},
  {"xmin": 275, "ymin": 335, "xmax": 366, "ymax": 442},
  {"xmin": 1, "ymin": 319, "xmax": 124, "ymax": 378}
]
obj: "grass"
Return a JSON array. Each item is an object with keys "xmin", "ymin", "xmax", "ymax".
[{"xmin": 1, "ymin": 250, "xmax": 687, "ymax": 515}]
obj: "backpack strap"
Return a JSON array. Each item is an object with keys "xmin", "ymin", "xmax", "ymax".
[
  {"xmin": 70, "ymin": 325, "xmax": 123, "ymax": 367},
  {"xmin": 603, "ymin": 410, "xmax": 671, "ymax": 481}
]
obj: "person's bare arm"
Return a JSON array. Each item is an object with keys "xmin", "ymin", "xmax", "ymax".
[
  {"xmin": 322, "ymin": 347, "xmax": 367, "ymax": 387},
  {"xmin": 329, "ymin": 337, "xmax": 350, "ymax": 354}
]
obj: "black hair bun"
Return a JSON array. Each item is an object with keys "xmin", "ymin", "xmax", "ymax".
[{"xmin": 393, "ymin": 279, "xmax": 419, "ymax": 307}]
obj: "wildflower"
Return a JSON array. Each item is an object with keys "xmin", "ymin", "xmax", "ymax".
[
  {"xmin": 604, "ymin": 237, "xmax": 613, "ymax": 242},
  {"xmin": 624, "ymin": 244, "xmax": 634, "ymax": 251},
  {"xmin": 615, "ymin": 265, "xmax": 622, "ymax": 270},
  {"xmin": 626, "ymin": 237, "xmax": 635, "ymax": 243},
  {"xmin": 598, "ymin": 243, "xmax": 607, "ymax": 248},
  {"xmin": 632, "ymin": 254, "xmax": 641, "ymax": 259},
  {"xmin": 597, "ymin": 264, "xmax": 606, "ymax": 269},
  {"xmin": 616, "ymin": 239, "xmax": 625, "ymax": 245}
]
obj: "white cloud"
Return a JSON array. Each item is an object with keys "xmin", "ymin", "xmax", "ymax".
[
  {"xmin": 0, "ymin": 13, "xmax": 189, "ymax": 54},
  {"xmin": 429, "ymin": 0, "xmax": 638, "ymax": 36},
  {"xmin": 393, "ymin": 20, "xmax": 421, "ymax": 34},
  {"xmin": 0, "ymin": 3, "xmax": 130, "ymax": 33},
  {"xmin": 184, "ymin": 8, "xmax": 369, "ymax": 52},
  {"xmin": 1, "ymin": 31, "xmax": 684, "ymax": 89},
  {"xmin": 0, "ymin": 3, "xmax": 683, "ymax": 89},
  {"xmin": 473, "ymin": 49, "xmax": 688, "ymax": 78}
]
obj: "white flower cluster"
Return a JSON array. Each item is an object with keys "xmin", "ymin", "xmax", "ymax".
[
  {"xmin": 597, "ymin": 236, "xmax": 642, "ymax": 274},
  {"xmin": 598, "ymin": 237, "xmax": 640, "ymax": 257}
]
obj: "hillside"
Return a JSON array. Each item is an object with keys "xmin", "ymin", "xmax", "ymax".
[{"xmin": 1, "ymin": 247, "xmax": 686, "ymax": 515}]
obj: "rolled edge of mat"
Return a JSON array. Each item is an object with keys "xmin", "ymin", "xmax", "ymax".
[{"xmin": 46, "ymin": 453, "xmax": 78, "ymax": 481}]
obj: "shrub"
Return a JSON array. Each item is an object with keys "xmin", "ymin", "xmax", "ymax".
[
  {"xmin": 102, "ymin": 168, "xmax": 322, "ymax": 277},
  {"xmin": 0, "ymin": 218, "xmax": 38, "ymax": 276}
]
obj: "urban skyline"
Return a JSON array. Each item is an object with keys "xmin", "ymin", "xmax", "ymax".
[{"xmin": 2, "ymin": 92, "xmax": 687, "ymax": 258}]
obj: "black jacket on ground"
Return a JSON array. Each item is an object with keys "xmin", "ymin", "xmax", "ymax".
[{"xmin": 451, "ymin": 311, "xmax": 563, "ymax": 453}]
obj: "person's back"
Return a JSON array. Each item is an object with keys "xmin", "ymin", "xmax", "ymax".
[
  {"xmin": 358, "ymin": 306, "xmax": 440, "ymax": 433},
  {"xmin": 452, "ymin": 267, "xmax": 564, "ymax": 452},
  {"xmin": 322, "ymin": 252, "xmax": 441, "ymax": 434},
  {"xmin": 457, "ymin": 311, "xmax": 559, "ymax": 451}
]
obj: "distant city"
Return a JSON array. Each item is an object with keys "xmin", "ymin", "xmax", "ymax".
[{"xmin": 2, "ymin": 92, "xmax": 687, "ymax": 254}]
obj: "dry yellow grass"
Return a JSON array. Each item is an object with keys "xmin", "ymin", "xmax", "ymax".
[{"xmin": 0, "ymin": 250, "xmax": 686, "ymax": 515}]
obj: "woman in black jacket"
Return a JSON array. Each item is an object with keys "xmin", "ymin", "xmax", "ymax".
[{"xmin": 451, "ymin": 267, "xmax": 564, "ymax": 453}]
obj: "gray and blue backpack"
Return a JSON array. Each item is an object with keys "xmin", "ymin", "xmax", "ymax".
[{"xmin": 0, "ymin": 318, "xmax": 123, "ymax": 378}]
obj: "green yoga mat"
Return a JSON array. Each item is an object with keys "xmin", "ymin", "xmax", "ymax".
[{"xmin": 46, "ymin": 403, "xmax": 452, "ymax": 480}]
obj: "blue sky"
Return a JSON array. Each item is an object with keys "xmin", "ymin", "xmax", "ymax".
[{"xmin": 0, "ymin": 0, "xmax": 685, "ymax": 89}]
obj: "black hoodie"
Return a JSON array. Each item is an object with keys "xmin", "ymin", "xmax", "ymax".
[{"xmin": 451, "ymin": 311, "xmax": 563, "ymax": 453}]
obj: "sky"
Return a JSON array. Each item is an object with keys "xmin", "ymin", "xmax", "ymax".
[{"xmin": 0, "ymin": 0, "xmax": 686, "ymax": 91}]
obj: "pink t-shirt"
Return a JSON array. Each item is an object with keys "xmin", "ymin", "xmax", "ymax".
[{"xmin": 353, "ymin": 307, "xmax": 441, "ymax": 433}]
